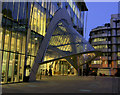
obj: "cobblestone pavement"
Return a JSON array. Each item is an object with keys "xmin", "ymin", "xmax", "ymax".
[{"xmin": 2, "ymin": 76, "xmax": 120, "ymax": 93}]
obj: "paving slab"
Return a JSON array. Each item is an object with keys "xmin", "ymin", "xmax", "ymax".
[{"xmin": 2, "ymin": 76, "xmax": 120, "ymax": 93}]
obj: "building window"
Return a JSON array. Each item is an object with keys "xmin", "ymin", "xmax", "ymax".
[
  {"xmin": 0, "ymin": 28, "xmax": 3, "ymax": 49},
  {"xmin": 117, "ymin": 37, "xmax": 120, "ymax": 43},
  {"xmin": 92, "ymin": 38, "xmax": 107, "ymax": 42},
  {"xmin": 4, "ymin": 30, "xmax": 10, "ymax": 51},
  {"xmin": 118, "ymin": 60, "xmax": 120, "ymax": 64},
  {"xmin": 93, "ymin": 45, "xmax": 107, "ymax": 49},
  {"xmin": 118, "ymin": 45, "xmax": 120, "ymax": 51},
  {"xmin": 92, "ymin": 60, "xmax": 101, "ymax": 64},
  {"xmin": 118, "ymin": 52, "xmax": 120, "ymax": 57}
]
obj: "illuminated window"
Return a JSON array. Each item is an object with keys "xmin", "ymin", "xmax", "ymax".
[
  {"xmin": 4, "ymin": 30, "xmax": 10, "ymax": 50},
  {"xmin": 22, "ymin": 36, "xmax": 26, "ymax": 54},
  {"xmin": 2, "ymin": 51, "xmax": 8, "ymax": 82},
  {"xmin": 93, "ymin": 38, "xmax": 107, "ymax": 42},
  {"xmin": 118, "ymin": 60, "xmax": 120, "ymax": 64},
  {"xmin": 8, "ymin": 53, "xmax": 14, "ymax": 80},
  {"xmin": 118, "ymin": 52, "xmax": 120, "ymax": 57},
  {"xmin": 31, "ymin": 6, "xmax": 46, "ymax": 36},
  {"xmin": 17, "ymin": 33, "xmax": 21, "ymax": 53},
  {"xmin": 11, "ymin": 32, "xmax": 16, "ymax": 52},
  {"xmin": 28, "ymin": 41, "xmax": 31, "ymax": 55},
  {"xmin": 92, "ymin": 60, "xmax": 101, "ymax": 64},
  {"xmin": 20, "ymin": 55, "xmax": 25, "ymax": 81},
  {"xmin": 93, "ymin": 45, "xmax": 107, "ymax": 49},
  {"xmin": 30, "ymin": 57, "xmax": 35, "ymax": 68},
  {"xmin": 0, "ymin": 29, "xmax": 3, "ymax": 49}
]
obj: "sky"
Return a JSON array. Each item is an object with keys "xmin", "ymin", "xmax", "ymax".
[{"xmin": 85, "ymin": 2, "xmax": 118, "ymax": 41}]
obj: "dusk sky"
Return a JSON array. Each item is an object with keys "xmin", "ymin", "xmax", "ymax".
[{"xmin": 85, "ymin": 2, "xmax": 118, "ymax": 41}]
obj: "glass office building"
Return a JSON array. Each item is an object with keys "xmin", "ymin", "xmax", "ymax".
[{"xmin": 0, "ymin": 1, "xmax": 99, "ymax": 84}]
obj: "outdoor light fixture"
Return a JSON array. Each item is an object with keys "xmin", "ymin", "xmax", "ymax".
[{"xmin": 35, "ymin": 38, "xmax": 38, "ymax": 40}]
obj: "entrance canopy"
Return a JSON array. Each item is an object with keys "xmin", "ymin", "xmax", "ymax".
[{"xmin": 42, "ymin": 20, "xmax": 101, "ymax": 69}]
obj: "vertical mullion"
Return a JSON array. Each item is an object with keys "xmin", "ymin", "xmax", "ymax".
[
  {"xmin": 17, "ymin": 2, "xmax": 20, "ymax": 21},
  {"xmin": 1, "ymin": 28, "xmax": 5, "ymax": 83},
  {"xmin": 7, "ymin": 29, "xmax": 12, "ymax": 83},
  {"xmin": 36, "ymin": 4, "xmax": 38, "ymax": 33},
  {"xmin": 22, "ymin": 2, "xmax": 25, "ymax": 22},
  {"xmin": 11, "ymin": 53, "xmax": 15, "ymax": 82},
  {"xmin": 17, "ymin": 53, "xmax": 21, "ymax": 82},
  {"xmin": 39, "ymin": 6, "xmax": 41, "ymax": 35},
  {"xmin": 14, "ymin": 32, "xmax": 17, "ymax": 82},
  {"xmin": 17, "ymin": 33, "xmax": 22, "ymax": 82},
  {"xmin": 11, "ymin": 31, "xmax": 16, "ymax": 82}
]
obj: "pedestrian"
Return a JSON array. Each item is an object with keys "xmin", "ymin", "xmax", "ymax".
[
  {"xmin": 45, "ymin": 69, "xmax": 48, "ymax": 76},
  {"xmin": 49, "ymin": 68, "xmax": 52, "ymax": 76},
  {"xmin": 40, "ymin": 69, "xmax": 42, "ymax": 80},
  {"xmin": 94, "ymin": 72, "xmax": 97, "ymax": 79}
]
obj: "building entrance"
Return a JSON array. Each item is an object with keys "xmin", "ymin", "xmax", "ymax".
[{"xmin": 36, "ymin": 59, "xmax": 77, "ymax": 80}]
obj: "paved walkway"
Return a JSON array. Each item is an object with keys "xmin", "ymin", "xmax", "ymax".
[{"xmin": 2, "ymin": 76, "xmax": 120, "ymax": 93}]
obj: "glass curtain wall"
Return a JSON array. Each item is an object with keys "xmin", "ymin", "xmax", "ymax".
[
  {"xmin": 1, "ymin": 2, "xmax": 45, "ymax": 83},
  {"xmin": 1, "ymin": 2, "xmax": 28, "ymax": 83},
  {"xmin": 1, "ymin": 2, "xmax": 57, "ymax": 83}
]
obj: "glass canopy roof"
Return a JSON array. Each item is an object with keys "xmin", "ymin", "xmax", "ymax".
[{"xmin": 42, "ymin": 20, "xmax": 98, "ymax": 69}]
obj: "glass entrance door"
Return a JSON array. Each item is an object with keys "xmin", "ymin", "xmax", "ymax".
[{"xmin": 7, "ymin": 53, "xmax": 14, "ymax": 83}]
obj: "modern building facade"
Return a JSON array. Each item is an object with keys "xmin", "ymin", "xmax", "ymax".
[
  {"xmin": 89, "ymin": 14, "xmax": 120, "ymax": 76},
  {"xmin": 1, "ymin": 1, "xmax": 99, "ymax": 84}
]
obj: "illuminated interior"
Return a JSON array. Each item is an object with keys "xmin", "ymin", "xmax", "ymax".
[{"xmin": 36, "ymin": 21, "xmax": 97, "ymax": 77}]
